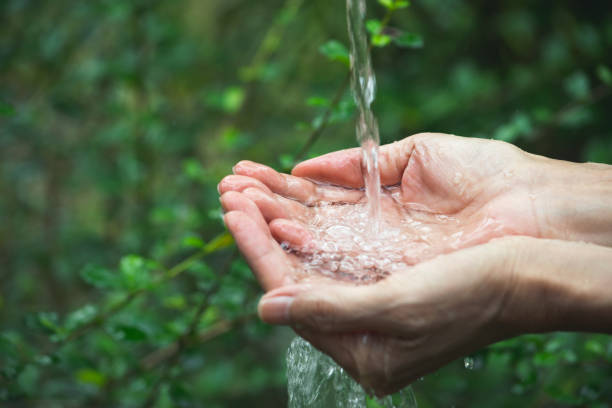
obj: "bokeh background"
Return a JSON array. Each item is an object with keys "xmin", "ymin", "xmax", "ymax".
[{"xmin": 1, "ymin": 0, "xmax": 612, "ymax": 406}]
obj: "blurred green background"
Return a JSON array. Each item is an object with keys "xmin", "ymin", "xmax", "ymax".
[{"xmin": 1, "ymin": 0, "xmax": 611, "ymax": 406}]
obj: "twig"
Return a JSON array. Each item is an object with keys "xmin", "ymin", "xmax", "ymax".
[{"xmin": 294, "ymin": 73, "xmax": 351, "ymax": 162}]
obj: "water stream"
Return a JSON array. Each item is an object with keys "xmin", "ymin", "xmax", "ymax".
[
  {"xmin": 286, "ymin": 1, "xmax": 417, "ymax": 407},
  {"xmin": 347, "ymin": 0, "xmax": 382, "ymax": 232}
]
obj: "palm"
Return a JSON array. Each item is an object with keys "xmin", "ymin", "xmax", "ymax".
[{"xmin": 219, "ymin": 133, "xmax": 539, "ymax": 291}]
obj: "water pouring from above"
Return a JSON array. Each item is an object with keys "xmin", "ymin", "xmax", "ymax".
[{"xmin": 347, "ymin": 0, "xmax": 382, "ymax": 233}]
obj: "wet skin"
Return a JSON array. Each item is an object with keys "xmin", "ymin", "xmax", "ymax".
[
  {"xmin": 218, "ymin": 133, "xmax": 612, "ymax": 395},
  {"xmin": 219, "ymin": 133, "xmax": 541, "ymax": 288}
]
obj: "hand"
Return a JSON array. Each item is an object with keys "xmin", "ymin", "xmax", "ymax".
[
  {"xmin": 219, "ymin": 133, "xmax": 546, "ymax": 288},
  {"xmin": 257, "ymin": 236, "xmax": 612, "ymax": 396}
]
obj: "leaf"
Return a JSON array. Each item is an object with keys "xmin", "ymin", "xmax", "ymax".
[
  {"xmin": 222, "ymin": 87, "xmax": 245, "ymax": 113},
  {"xmin": 65, "ymin": 304, "xmax": 97, "ymax": 331},
  {"xmin": 597, "ymin": 65, "xmax": 612, "ymax": 85},
  {"xmin": 377, "ymin": 0, "xmax": 410, "ymax": 10},
  {"xmin": 80, "ymin": 264, "xmax": 118, "ymax": 289},
  {"xmin": 111, "ymin": 324, "xmax": 148, "ymax": 342},
  {"xmin": 585, "ymin": 339, "xmax": 604, "ymax": 355},
  {"xmin": 119, "ymin": 255, "xmax": 154, "ymax": 290},
  {"xmin": 306, "ymin": 96, "xmax": 329, "ymax": 107},
  {"xmin": 204, "ymin": 86, "xmax": 245, "ymax": 114},
  {"xmin": 279, "ymin": 154, "xmax": 295, "ymax": 171},
  {"xmin": 319, "ymin": 40, "xmax": 350, "ymax": 67},
  {"xmin": 76, "ymin": 368, "xmax": 107, "ymax": 387},
  {"xmin": 182, "ymin": 235, "xmax": 205, "ymax": 249},
  {"xmin": 163, "ymin": 295, "xmax": 187, "ymax": 310},
  {"xmin": 36, "ymin": 312, "xmax": 62, "ymax": 334},
  {"xmin": 366, "ymin": 19, "xmax": 383, "ymax": 35},
  {"xmin": 393, "ymin": 32, "xmax": 424, "ymax": 48},
  {"xmin": 182, "ymin": 159, "xmax": 206, "ymax": 182},
  {"xmin": 372, "ymin": 33, "xmax": 392, "ymax": 47}
]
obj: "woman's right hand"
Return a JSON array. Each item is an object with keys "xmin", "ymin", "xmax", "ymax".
[{"xmin": 258, "ymin": 236, "xmax": 612, "ymax": 396}]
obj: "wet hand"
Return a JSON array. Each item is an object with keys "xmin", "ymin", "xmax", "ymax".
[{"xmin": 258, "ymin": 237, "xmax": 612, "ymax": 396}]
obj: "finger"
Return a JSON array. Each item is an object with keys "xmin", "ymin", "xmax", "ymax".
[
  {"xmin": 241, "ymin": 187, "xmax": 307, "ymax": 222},
  {"xmin": 220, "ymin": 191, "xmax": 269, "ymax": 234},
  {"xmin": 258, "ymin": 281, "xmax": 402, "ymax": 333},
  {"xmin": 269, "ymin": 218, "xmax": 313, "ymax": 249},
  {"xmin": 224, "ymin": 211, "xmax": 293, "ymax": 290},
  {"xmin": 218, "ymin": 174, "xmax": 273, "ymax": 195},
  {"xmin": 233, "ymin": 160, "xmax": 319, "ymax": 204},
  {"xmin": 292, "ymin": 135, "xmax": 429, "ymax": 188},
  {"xmin": 233, "ymin": 160, "xmax": 364, "ymax": 205}
]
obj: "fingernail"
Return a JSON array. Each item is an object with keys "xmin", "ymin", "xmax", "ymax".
[
  {"xmin": 258, "ymin": 296, "xmax": 293, "ymax": 325},
  {"xmin": 217, "ymin": 183, "xmax": 221, "ymax": 194}
]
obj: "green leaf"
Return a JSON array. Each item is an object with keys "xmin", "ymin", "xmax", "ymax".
[
  {"xmin": 597, "ymin": 64, "xmax": 612, "ymax": 85},
  {"xmin": 378, "ymin": 0, "xmax": 394, "ymax": 8},
  {"xmin": 182, "ymin": 235, "xmax": 205, "ymax": 249},
  {"xmin": 76, "ymin": 368, "xmax": 107, "ymax": 387},
  {"xmin": 585, "ymin": 339, "xmax": 604, "ymax": 355},
  {"xmin": 182, "ymin": 159, "xmax": 207, "ymax": 182},
  {"xmin": 533, "ymin": 351, "xmax": 559, "ymax": 366},
  {"xmin": 372, "ymin": 33, "xmax": 392, "ymax": 47},
  {"xmin": 65, "ymin": 304, "xmax": 97, "ymax": 331},
  {"xmin": 377, "ymin": 0, "xmax": 410, "ymax": 10},
  {"xmin": 119, "ymin": 255, "xmax": 154, "ymax": 290},
  {"xmin": 80, "ymin": 264, "xmax": 118, "ymax": 289},
  {"xmin": 163, "ymin": 295, "xmax": 187, "ymax": 310},
  {"xmin": 204, "ymin": 86, "xmax": 245, "ymax": 114},
  {"xmin": 279, "ymin": 154, "xmax": 295, "ymax": 171},
  {"xmin": 319, "ymin": 40, "xmax": 350, "ymax": 67},
  {"xmin": 366, "ymin": 19, "xmax": 383, "ymax": 35},
  {"xmin": 111, "ymin": 324, "xmax": 148, "ymax": 342},
  {"xmin": 36, "ymin": 312, "xmax": 62, "ymax": 334},
  {"xmin": 393, "ymin": 32, "xmax": 424, "ymax": 48},
  {"xmin": 306, "ymin": 96, "xmax": 329, "ymax": 107}
]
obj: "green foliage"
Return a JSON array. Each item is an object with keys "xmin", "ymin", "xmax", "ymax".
[
  {"xmin": 378, "ymin": 0, "xmax": 411, "ymax": 11},
  {"xmin": 1, "ymin": 0, "xmax": 611, "ymax": 406},
  {"xmin": 320, "ymin": 40, "xmax": 351, "ymax": 67}
]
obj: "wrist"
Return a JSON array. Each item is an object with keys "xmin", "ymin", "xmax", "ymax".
[
  {"xmin": 526, "ymin": 155, "xmax": 612, "ymax": 246},
  {"xmin": 498, "ymin": 237, "xmax": 612, "ymax": 335}
]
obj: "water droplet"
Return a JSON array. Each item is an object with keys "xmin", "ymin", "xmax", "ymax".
[{"xmin": 464, "ymin": 357, "xmax": 475, "ymax": 370}]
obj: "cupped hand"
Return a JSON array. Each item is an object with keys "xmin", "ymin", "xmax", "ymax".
[
  {"xmin": 257, "ymin": 237, "xmax": 520, "ymax": 396},
  {"xmin": 219, "ymin": 133, "xmax": 542, "ymax": 288},
  {"xmin": 257, "ymin": 236, "xmax": 612, "ymax": 396}
]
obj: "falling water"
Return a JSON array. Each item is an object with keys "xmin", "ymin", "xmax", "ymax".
[
  {"xmin": 286, "ymin": 1, "xmax": 417, "ymax": 407},
  {"xmin": 347, "ymin": 0, "xmax": 382, "ymax": 231}
]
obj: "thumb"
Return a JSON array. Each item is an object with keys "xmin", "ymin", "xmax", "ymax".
[
  {"xmin": 257, "ymin": 281, "xmax": 400, "ymax": 333},
  {"xmin": 291, "ymin": 135, "xmax": 422, "ymax": 188}
]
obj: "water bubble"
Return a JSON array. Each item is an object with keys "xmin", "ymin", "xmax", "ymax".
[{"xmin": 464, "ymin": 357, "xmax": 475, "ymax": 370}]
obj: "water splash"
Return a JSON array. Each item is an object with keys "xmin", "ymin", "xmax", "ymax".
[{"xmin": 288, "ymin": 337, "xmax": 418, "ymax": 408}]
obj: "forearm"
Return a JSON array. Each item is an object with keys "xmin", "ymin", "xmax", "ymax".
[
  {"xmin": 501, "ymin": 238, "xmax": 612, "ymax": 334},
  {"xmin": 529, "ymin": 156, "xmax": 612, "ymax": 247}
]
